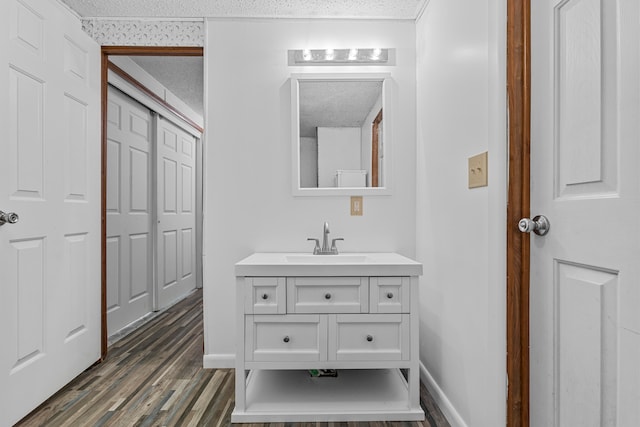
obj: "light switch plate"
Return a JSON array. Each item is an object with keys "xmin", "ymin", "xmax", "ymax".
[
  {"xmin": 350, "ymin": 196, "xmax": 363, "ymax": 216},
  {"xmin": 468, "ymin": 151, "xmax": 488, "ymax": 188}
]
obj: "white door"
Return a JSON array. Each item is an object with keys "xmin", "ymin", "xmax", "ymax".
[
  {"xmin": 106, "ymin": 86, "xmax": 154, "ymax": 335},
  {"xmin": 530, "ymin": 0, "xmax": 640, "ymax": 426},
  {"xmin": 0, "ymin": 0, "xmax": 101, "ymax": 424},
  {"xmin": 156, "ymin": 116, "xmax": 196, "ymax": 308}
]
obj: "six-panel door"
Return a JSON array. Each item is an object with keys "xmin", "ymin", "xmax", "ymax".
[{"xmin": 0, "ymin": 0, "xmax": 101, "ymax": 424}]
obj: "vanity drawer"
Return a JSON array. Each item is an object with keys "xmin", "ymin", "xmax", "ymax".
[
  {"xmin": 244, "ymin": 277, "xmax": 286, "ymax": 314},
  {"xmin": 369, "ymin": 277, "xmax": 410, "ymax": 313},
  {"xmin": 286, "ymin": 277, "xmax": 369, "ymax": 314},
  {"xmin": 328, "ymin": 314, "xmax": 409, "ymax": 361},
  {"xmin": 245, "ymin": 314, "xmax": 327, "ymax": 362}
]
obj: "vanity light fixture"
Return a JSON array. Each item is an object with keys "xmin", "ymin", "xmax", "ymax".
[
  {"xmin": 324, "ymin": 48, "xmax": 335, "ymax": 60},
  {"xmin": 289, "ymin": 48, "xmax": 390, "ymax": 65}
]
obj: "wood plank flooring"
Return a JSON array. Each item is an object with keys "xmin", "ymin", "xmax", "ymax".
[{"xmin": 16, "ymin": 290, "xmax": 450, "ymax": 427}]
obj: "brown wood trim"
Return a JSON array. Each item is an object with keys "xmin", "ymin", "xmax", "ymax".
[
  {"xmin": 371, "ymin": 109, "xmax": 383, "ymax": 187},
  {"xmin": 108, "ymin": 61, "xmax": 204, "ymax": 133},
  {"xmin": 100, "ymin": 46, "xmax": 204, "ymax": 360},
  {"xmin": 102, "ymin": 46, "xmax": 203, "ymax": 57},
  {"xmin": 506, "ymin": 1, "xmax": 531, "ymax": 426}
]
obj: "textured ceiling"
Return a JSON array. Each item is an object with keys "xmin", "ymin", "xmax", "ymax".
[
  {"xmin": 299, "ymin": 80, "xmax": 382, "ymax": 138},
  {"xmin": 129, "ymin": 56, "xmax": 204, "ymax": 117},
  {"xmin": 61, "ymin": 0, "xmax": 426, "ymax": 19}
]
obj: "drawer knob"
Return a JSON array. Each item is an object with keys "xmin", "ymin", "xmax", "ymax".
[
  {"xmin": 324, "ymin": 293, "xmax": 332, "ymax": 300},
  {"xmin": 261, "ymin": 293, "xmax": 268, "ymax": 300},
  {"xmin": 366, "ymin": 335, "xmax": 374, "ymax": 342},
  {"xmin": 283, "ymin": 336, "xmax": 290, "ymax": 343},
  {"xmin": 386, "ymin": 292, "xmax": 394, "ymax": 299}
]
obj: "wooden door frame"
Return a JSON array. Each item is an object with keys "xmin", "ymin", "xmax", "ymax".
[
  {"xmin": 100, "ymin": 46, "xmax": 204, "ymax": 359},
  {"xmin": 506, "ymin": 0, "xmax": 530, "ymax": 426},
  {"xmin": 371, "ymin": 109, "xmax": 383, "ymax": 187}
]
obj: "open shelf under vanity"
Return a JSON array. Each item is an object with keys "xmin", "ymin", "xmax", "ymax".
[{"xmin": 233, "ymin": 368, "xmax": 423, "ymax": 422}]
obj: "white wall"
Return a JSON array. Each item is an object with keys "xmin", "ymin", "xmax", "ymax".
[
  {"xmin": 299, "ymin": 136, "xmax": 318, "ymax": 188},
  {"xmin": 317, "ymin": 127, "xmax": 361, "ymax": 187},
  {"xmin": 415, "ymin": 0, "xmax": 506, "ymax": 426},
  {"xmin": 203, "ymin": 18, "xmax": 416, "ymax": 366}
]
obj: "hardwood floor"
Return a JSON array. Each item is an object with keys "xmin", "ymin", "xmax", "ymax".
[{"xmin": 16, "ymin": 290, "xmax": 450, "ymax": 427}]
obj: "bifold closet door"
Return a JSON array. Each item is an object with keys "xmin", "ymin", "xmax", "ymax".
[
  {"xmin": 156, "ymin": 116, "xmax": 196, "ymax": 309},
  {"xmin": 106, "ymin": 86, "xmax": 154, "ymax": 335}
]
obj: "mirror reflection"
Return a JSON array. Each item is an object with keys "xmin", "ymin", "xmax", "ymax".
[{"xmin": 297, "ymin": 78, "xmax": 385, "ymax": 189}]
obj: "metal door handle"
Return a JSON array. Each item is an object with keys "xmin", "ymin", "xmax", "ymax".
[
  {"xmin": 0, "ymin": 210, "xmax": 19, "ymax": 226},
  {"xmin": 518, "ymin": 215, "xmax": 550, "ymax": 236}
]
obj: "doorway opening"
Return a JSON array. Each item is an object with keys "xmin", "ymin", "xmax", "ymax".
[{"xmin": 101, "ymin": 46, "xmax": 204, "ymax": 358}]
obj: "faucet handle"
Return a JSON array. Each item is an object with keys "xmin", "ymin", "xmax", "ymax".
[
  {"xmin": 307, "ymin": 238, "xmax": 320, "ymax": 255},
  {"xmin": 331, "ymin": 238, "xmax": 344, "ymax": 254}
]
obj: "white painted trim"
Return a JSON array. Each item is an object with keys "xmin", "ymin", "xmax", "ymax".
[
  {"xmin": 53, "ymin": 0, "xmax": 82, "ymax": 20},
  {"xmin": 201, "ymin": 22, "xmax": 210, "ymax": 259},
  {"xmin": 87, "ymin": 17, "xmax": 205, "ymax": 22},
  {"xmin": 415, "ymin": 0, "xmax": 431, "ymax": 22},
  {"xmin": 419, "ymin": 361, "xmax": 468, "ymax": 427},
  {"xmin": 290, "ymin": 72, "xmax": 393, "ymax": 197},
  {"xmin": 203, "ymin": 353, "xmax": 236, "ymax": 369},
  {"xmin": 204, "ymin": 17, "xmax": 417, "ymax": 23}
]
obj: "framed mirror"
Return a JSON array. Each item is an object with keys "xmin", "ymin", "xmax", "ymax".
[{"xmin": 291, "ymin": 73, "xmax": 392, "ymax": 196}]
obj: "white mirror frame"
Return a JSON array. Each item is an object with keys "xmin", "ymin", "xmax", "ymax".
[{"xmin": 291, "ymin": 73, "xmax": 392, "ymax": 196}]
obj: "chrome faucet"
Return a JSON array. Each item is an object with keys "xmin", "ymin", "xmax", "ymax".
[
  {"xmin": 307, "ymin": 222, "xmax": 343, "ymax": 255},
  {"xmin": 322, "ymin": 221, "xmax": 330, "ymax": 253}
]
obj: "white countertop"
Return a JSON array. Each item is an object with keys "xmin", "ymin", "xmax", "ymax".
[{"xmin": 235, "ymin": 252, "xmax": 423, "ymax": 277}]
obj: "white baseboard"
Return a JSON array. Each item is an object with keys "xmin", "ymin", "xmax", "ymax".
[
  {"xmin": 203, "ymin": 353, "xmax": 235, "ymax": 369},
  {"xmin": 420, "ymin": 362, "xmax": 468, "ymax": 427}
]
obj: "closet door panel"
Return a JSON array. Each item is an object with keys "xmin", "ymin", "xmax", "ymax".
[
  {"xmin": 105, "ymin": 86, "xmax": 153, "ymax": 335},
  {"xmin": 156, "ymin": 116, "xmax": 196, "ymax": 308}
]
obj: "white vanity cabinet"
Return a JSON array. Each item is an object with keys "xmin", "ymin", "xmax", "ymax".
[{"xmin": 232, "ymin": 253, "xmax": 424, "ymax": 423}]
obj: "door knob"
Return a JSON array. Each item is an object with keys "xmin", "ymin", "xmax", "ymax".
[
  {"xmin": 518, "ymin": 215, "xmax": 550, "ymax": 236},
  {"xmin": 0, "ymin": 210, "xmax": 19, "ymax": 226}
]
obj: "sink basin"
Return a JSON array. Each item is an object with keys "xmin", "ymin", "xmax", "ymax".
[
  {"xmin": 235, "ymin": 252, "xmax": 423, "ymax": 277},
  {"xmin": 285, "ymin": 254, "xmax": 371, "ymax": 263}
]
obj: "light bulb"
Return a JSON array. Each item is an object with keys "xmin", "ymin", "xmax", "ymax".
[{"xmin": 325, "ymin": 49, "xmax": 334, "ymax": 60}]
